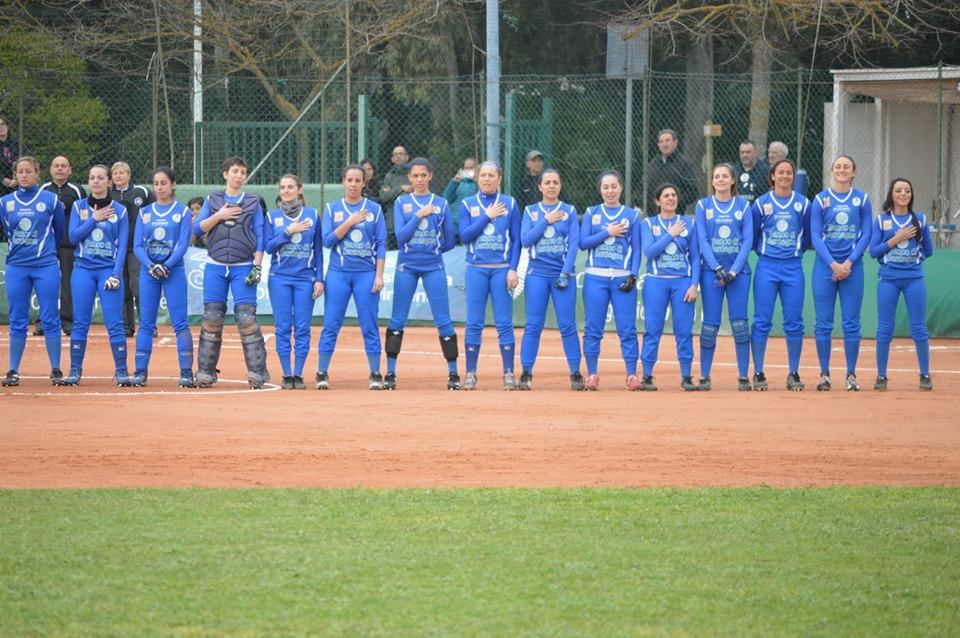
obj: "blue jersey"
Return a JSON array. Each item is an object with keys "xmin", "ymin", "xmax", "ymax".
[
  {"xmin": 322, "ymin": 197, "xmax": 387, "ymax": 272},
  {"xmin": 520, "ymin": 201, "xmax": 579, "ymax": 278},
  {"xmin": 810, "ymin": 188, "xmax": 872, "ymax": 264},
  {"xmin": 641, "ymin": 214, "xmax": 701, "ymax": 279},
  {"xmin": 395, "ymin": 192, "xmax": 455, "ymax": 271},
  {"xmin": 458, "ymin": 192, "xmax": 522, "ymax": 268},
  {"xmin": 751, "ymin": 191, "xmax": 811, "ymax": 259},
  {"xmin": 133, "ymin": 201, "xmax": 192, "ymax": 269},
  {"xmin": 694, "ymin": 195, "xmax": 753, "ymax": 275},
  {"xmin": 70, "ymin": 197, "xmax": 129, "ymax": 277},
  {"xmin": 1, "ymin": 185, "xmax": 64, "ymax": 268},
  {"xmin": 265, "ymin": 206, "xmax": 324, "ymax": 282},
  {"xmin": 869, "ymin": 211, "xmax": 933, "ymax": 280},
  {"xmin": 579, "ymin": 204, "xmax": 641, "ymax": 274}
]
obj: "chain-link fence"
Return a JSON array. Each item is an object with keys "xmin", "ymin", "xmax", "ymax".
[{"xmin": 3, "ymin": 66, "xmax": 957, "ymax": 245}]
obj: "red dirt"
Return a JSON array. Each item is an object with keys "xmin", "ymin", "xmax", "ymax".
[{"xmin": 2, "ymin": 326, "xmax": 958, "ymax": 488}]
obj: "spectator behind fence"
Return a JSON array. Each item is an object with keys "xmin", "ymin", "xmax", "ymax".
[
  {"xmin": 110, "ymin": 161, "xmax": 155, "ymax": 337},
  {"xmin": 443, "ymin": 157, "xmax": 478, "ymax": 242},
  {"xmin": 0, "ymin": 115, "xmax": 17, "ymax": 198},
  {"xmin": 379, "ymin": 145, "xmax": 412, "ymax": 250},
  {"xmin": 361, "ymin": 158, "xmax": 381, "ymax": 204},
  {"xmin": 42, "ymin": 156, "xmax": 87, "ymax": 336},
  {"xmin": 735, "ymin": 141, "xmax": 769, "ymax": 203},
  {"xmin": 642, "ymin": 129, "xmax": 702, "ymax": 215},
  {"xmin": 768, "ymin": 141, "xmax": 809, "ymax": 197},
  {"xmin": 517, "ymin": 150, "xmax": 546, "ymax": 212},
  {"xmin": 188, "ymin": 197, "xmax": 206, "ymax": 248}
]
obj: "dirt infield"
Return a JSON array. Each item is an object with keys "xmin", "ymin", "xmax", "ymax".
[{"xmin": 2, "ymin": 326, "xmax": 958, "ymax": 488}]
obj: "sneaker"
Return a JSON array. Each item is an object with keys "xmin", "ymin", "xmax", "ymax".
[
  {"xmin": 816, "ymin": 373, "xmax": 831, "ymax": 392},
  {"xmin": 697, "ymin": 376, "xmax": 711, "ymax": 391},
  {"xmin": 584, "ymin": 374, "xmax": 600, "ymax": 391},
  {"xmin": 128, "ymin": 370, "xmax": 149, "ymax": 387},
  {"xmin": 447, "ymin": 372, "xmax": 462, "ymax": 391},
  {"xmin": 114, "ymin": 369, "xmax": 131, "ymax": 387},
  {"xmin": 281, "ymin": 376, "xmax": 295, "ymax": 390},
  {"xmin": 368, "ymin": 372, "xmax": 383, "ymax": 390},
  {"xmin": 292, "ymin": 375, "xmax": 305, "ymax": 390},
  {"xmin": 2, "ymin": 369, "xmax": 21, "ymax": 387},
  {"xmin": 62, "ymin": 324, "xmax": 72, "ymax": 336},
  {"xmin": 625, "ymin": 374, "xmax": 642, "ymax": 391},
  {"xmin": 753, "ymin": 372, "xmax": 768, "ymax": 391},
  {"xmin": 33, "ymin": 325, "xmax": 45, "ymax": 336},
  {"xmin": 383, "ymin": 372, "xmax": 398, "ymax": 390},
  {"xmin": 179, "ymin": 369, "xmax": 195, "ymax": 388},
  {"xmin": 919, "ymin": 374, "xmax": 933, "ymax": 391},
  {"xmin": 787, "ymin": 372, "xmax": 805, "ymax": 392},
  {"xmin": 195, "ymin": 369, "xmax": 218, "ymax": 388},
  {"xmin": 57, "ymin": 368, "xmax": 82, "ymax": 386},
  {"xmin": 49, "ymin": 368, "xmax": 64, "ymax": 385},
  {"xmin": 518, "ymin": 371, "xmax": 533, "ymax": 391},
  {"xmin": 845, "ymin": 373, "xmax": 860, "ymax": 392},
  {"xmin": 681, "ymin": 376, "xmax": 699, "ymax": 391},
  {"xmin": 641, "ymin": 375, "xmax": 658, "ymax": 391},
  {"xmin": 315, "ymin": 371, "xmax": 330, "ymax": 390},
  {"xmin": 503, "ymin": 372, "xmax": 517, "ymax": 391},
  {"xmin": 874, "ymin": 375, "xmax": 888, "ymax": 391},
  {"xmin": 569, "ymin": 371, "xmax": 585, "ymax": 391},
  {"xmin": 463, "ymin": 372, "xmax": 478, "ymax": 390},
  {"xmin": 738, "ymin": 376, "xmax": 752, "ymax": 391}
]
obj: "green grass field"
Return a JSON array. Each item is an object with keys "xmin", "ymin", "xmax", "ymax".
[{"xmin": 2, "ymin": 488, "xmax": 958, "ymax": 637}]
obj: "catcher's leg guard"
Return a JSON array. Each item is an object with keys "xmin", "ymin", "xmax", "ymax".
[
  {"xmin": 385, "ymin": 328, "xmax": 404, "ymax": 359},
  {"xmin": 236, "ymin": 303, "xmax": 269, "ymax": 388},
  {"xmin": 196, "ymin": 302, "xmax": 226, "ymax": 386},
  {"xmin": 440, "ymin": 333, "xmax": 459, "ymax": 362}
]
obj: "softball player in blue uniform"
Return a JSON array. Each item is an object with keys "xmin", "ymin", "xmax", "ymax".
[
  {"xmin": 265, "ymin": 174, "xmax": 324, "ymax": 390},
  {"xmin": 193, "ymin": 156, "xmax": 269, "ymax": 389},
  {"xmin": 580, "ymin": 170, "xmax": 642, "ymax": 391},
  {"xmin": 317, "ymin": 164, "xmax": 387, "ymax": 390},
  {"xmin": 869, "ymin": 177, "xmax": 934, "ymax": 391},
  {"xmin": 384, "ymin": 158, "xmax": 460, "ymax": 390},
  {"xmin": 641, "ymin": 183, "xmax": 701, "ymax": 391},
  {"xmin": 1, "ymin": 157, "xmax": 65, "ymax": 386},
  {"xmin": 695, "ymin": 164, "xmax": 753, "ymax": 391},
  {"xmin": 750, "ymin": 159, "xmax": 811, "ymax": 391},
  {"xmin": 458, "ymin": 161, "xmax": 522, "ymax": 390},
  {"xmin": 518, "ymin": 168, "xmax": 582, "ymax": 390},
  {"xmin": 810, "ymin": 156, "xmax": 873, "ymax": 391},
  {"xmin": 57, "ymin": 164, "xmax": 130, "ymax": 385},
  {"xmin": 127, "ymin": 167, "xmax": 194, "ymax": 387}
]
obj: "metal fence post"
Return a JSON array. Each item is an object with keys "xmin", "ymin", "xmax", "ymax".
[
  {"xmin": 624, "ymin": 77, "xmax": 634, "ymax": 206},
  {"xmin": 504, "ymin": 90, "xmax": 515, "ymax": 195},
  {"xmin": 641, "ymin": 66, "xmax": 651, "ymax": 213},
  {"xmin": 357, "ymin": 94, "xmax": 368, "ymax": 163}
]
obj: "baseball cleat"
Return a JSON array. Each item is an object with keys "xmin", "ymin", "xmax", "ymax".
[
  {"xmin": 873, "ymin": 375, "xmax": 888, "ymax": 391},
  {"xmin": 383, "ymin": 372, "xmax": 397, "ymax": 390},
  {"xmin": 462, "ymin": 372, "xmax": 478, "ymax": 390},
  {"xmin": 248, "ymin": 369, "xmax": 270, "ymax": 390},
  {"xmin": 919, "ymin": 374, "xmax": 933, "ymax": 391},
  {"xmin": 127, "ymin": 370, "xmax": 149, "ymax": 387},
  {"xmin": 737, "ymin": 376, "xmax": 752, "ymax": 391},
  {"xmin": 681, "ymin": 376, "xmax": 699, "ymax": 391},
  {"xmin": 753, "ymin": 372, "xmax": 768, "ymax": 391},
  {"xmin": 292, "ymin": 375, "xmax": 305, "ymax": 390},
  {"xmin": 2, "ymin": 369, "xmax": 21, "ymax": 387},
  {"xmin": 697, "ymin": 376, "xmax": 711, "ymax": 391},
  {"xmin": 195, "ymin": 369, "xmax": 218, "ymax": 388},
  {"xmin": 446, "ymin": 372, "xmax": 462, "ymax": 391},
  {"xmin": 49, "ymin": 368, "xmax": 64, "ymax": 385},
  {"xmin": 517, "ymin": 371, "xmax": 533, "ymax": 391},
  {"xmin": 114, "ymin": 369, "xmax": 131, "ymax": 387},
  {"xmin": 584, "ymin": 374, "xmax": 600, "ymax": 391},
  {"xmin": 641, "ymin": 375, "xmax": 658, "ymax": 392},
  {"xmin": 569, "ymin": 371, "xmax": 585, "ymax": 391},
  {"xmin": 178, "ymin": 369, "xmax": 195, "ymax": 388},
  {"xmin": 816, "ymin": 373, "xmax": 831, "ymax": 391},
  {"xmin": 845, "ymin": 373, "xmax": 860, "ymax": 392},
  {"xmin": 368, "ymin": 372, "xmax": 384, "ymax": 390},
  {"xmin": 787, "ymin": 372, "xmax": 805, "ymax": 392},
  {"xmin": 503, "ymin": 372, "xmax": 517, "ymax": 391},
  {"xmin": 281, "ymin": 376, "xmax": 295, "ymax": 390},
  {"xmin": 625, "ymin": 374, "xmax": 642, "ymax": 391},
  {"xmin": 315, "ymin": 371, "xmax": 330, "ymax": 390},
  {"xmin": 58, "ymin": 368, "xmax": 82, "ymax": 386}
]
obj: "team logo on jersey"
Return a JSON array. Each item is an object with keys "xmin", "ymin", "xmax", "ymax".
[
  {"xmin": 91, "ymin": 228, "xmax": 104, "ymax": 242},
  {"xmin": 530, "ymin": 211, "xmax": 538, "ymax": 221},
  {"xmin": 822, "ymin": 197, "xmax": 830, "ymax": 207},
  {"xmin": 740, "ymin": 173, "xmax": 749, "ymax": 182},
  {"xmin": 36, "ymin": 202, "xmax": 46, "ymax": 212},
  {"xmin": 5, "ymin": 201, "xmax": 13, "ymax": 212},
  {"xmin": 794, "ymin": 203, "xmax": 803, "ymax": 212},
  {"xmin": 543, "ymin": 225, "xmax": 556, "ymax": 239},
  {"xmin": 603, "ymin": 236, "xmax": 616, "ymax": 245},
  {"xmin": 897, "ymin": 240, "xmax": 909, "ymax": 249},
  {"xmin": 153, "ymin": 227, "xmax": 166, "ymax": 240},
  {"xmin": 718, "ymin": 224, "xmax": 731, "ymax": 239},
  {"xmin": 18, "ymin": 218, "xmax": 31, "ymax": 231},
  {"xmin": 664, "ymin": 242, "xmax": 678, "ymax": 255},
  {"xmin": 882, "ymin": 219, "xmax": 892, "ymax": 231},
  {"xmin": 142, "ymin": 213, "xmax": 151, "ymax": 224},
  {"xmin": 290, "ymin": 232, "xmax": 303, "ymax": 244},
  {"xmin": 172, "ymin": 213, "xmax": 181, "ymax": 223},
  {"xmin": 705, "ymin": 209, "xmax": 713, "ymax": 220},
  {"xmin": 349, "ymin": 229, "xmax": 363, "ymax": 242},
  {"xmin": 592, "ymin": 214, "xmax": 601, "ymax": 225},
  {"xmin": 734, "ymin": 210, "xmax": 743, "ymax": 221},
  {"xmin": 470, "ymin": 206, "xmax": 480, "ymax": 217},
  {"xmin": 334, "ymin": 211, "xmax": 344, "ymax": 222},
  {"xmin": 776, "ymin": 219, "xmax": 789, "ymax": 232},
  {"xmin": 417, "ymin": 218, "xmax": 429, "ymax": 231},
  {"xmin": 274, "ymin": 217, "xmax": 284, "ymax": 227},
  {"xmin": 836, "ymin": 212, "xmax": 849, "ymax": 225},
  {"xmin": 403, "ymin": 203, "xmax": 413, "ymax": 213},
  {"xmin": 79, "ymin": 208, "xmax": 89, "ymax": 220},
  {"xmin": 109, "ymin": 214, "xmax": 119, "ymax": 224},
  {"xmin": 853, "ymin": 197, "xmax": 861, "ymax": 206},
  {"xmin": 482, "ymin": 224, "xmax": 496, "ymax": 236},
  {"xmin": 763, "ymin": 203, "xmax": 773, "ymax": 215},
  {"xmin": 679, "ymin": 227, "xmax": 688, "ymax": 238},
  {"xmin": 134, "ymin": 197, "xmax": 144, "ymax": 206},
  {"xmin": 652, "ymin": 225, "xmax": 661, "ymax": 236}
]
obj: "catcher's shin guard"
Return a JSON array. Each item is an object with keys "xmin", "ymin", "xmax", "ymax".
[
  {"xmin": 196, "ymin": 302, "xmax": 226, "ymax": 386},
  {"xmin": 236, "ymin": 303, "xmax": 269, "ymax": 388},
  {"xmin": 440, "ymin": 333, "xmax": 459, "ymax": 362}
]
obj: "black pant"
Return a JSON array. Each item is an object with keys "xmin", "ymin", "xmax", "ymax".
[
  {"xmin": 57, "ymin": 246, "xmax": 75, "ymax": 328},
  {"xmin": 122, "ymin": 252, "xmax": 141, "ymax": 332}
]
